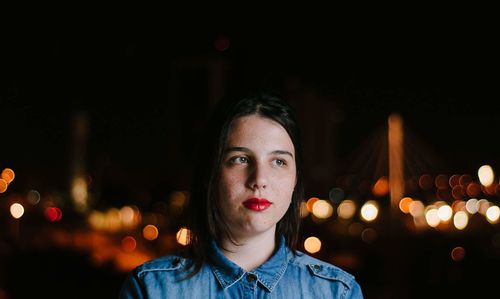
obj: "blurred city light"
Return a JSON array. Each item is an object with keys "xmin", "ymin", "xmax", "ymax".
[
  {"xmin": 121, "ymin": 236, "xmax": 137, "ymax": 252},
  {"xmin": 453, "ymin": 211, "xmax": 469, "ymax": 230},
  {"xmin": 486, "ymin": 206, "xmax": 500, "ymax": 223},
  {"xmin": 437, "ymin": 204, "xmax": 453, "ymax": 222},
  {"xmin": 399, "ymin": 197, "xmax": 413, "ymax": 214},
  {"xmin": 71, "ymin": 176, "xmax": 88, "ymax": 212},
  {"xmin": 0, "ymin": 179, "xmax": 7, "ymax": 193},
  {"xmin": 478, "ymin": 165, "xmax": 495, "ymax": 186},
  {"xmin": 143, "ymin": 224, "xmax": 159, "ymax": 241},
  {"xmin": 45, "ymin": 207, "xmax": 63, "ymax": 222},
  {"xmin": 304, "ymin": 236, "xmax": 321, "ymax": 254},
  {"xmin": 338, "ymin": 200, "xmax": 356, "ymax": 220},
  {"xmin": 306, "ymin": 197, "xmax": 320, "ymax": 213},
  {"xmin": 1, "ymin": 168, "xmax": 15, "ymax": 183},
  {"xmin": 360, "ymin": 200, "xmax": 379, "ymax": 222},
  {"xmin": 176, "ymin": 227, "xmax": 190, "ymax": 246},
  {"xmin": 312, "ymin": 200, "xmax": 334, "ymax": 219},
  {"xmin": 425, "ymin": 206, "xmax": 440, "ymax": 227},
  {"xmin": 451, "ymin": 246, "xmax": 465, "ymax": 261},
  {"xmin": 10, "ymin": 203, "xmax": 24, "ymax": 219}
]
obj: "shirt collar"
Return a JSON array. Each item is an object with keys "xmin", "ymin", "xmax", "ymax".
[{"xmin": 208, "ymin": 236, "xmax": 291, "ymax": 292}]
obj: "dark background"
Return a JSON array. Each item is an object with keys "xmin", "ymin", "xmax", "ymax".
[{"xmin": 1, "ymin": 12, "xmax": 499, "ymax": 298}]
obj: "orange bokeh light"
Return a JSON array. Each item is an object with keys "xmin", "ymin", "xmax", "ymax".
[
  {"xmin": 466, "ymin": 182, "xmax": 481, "ymax": 197},
  {"xmin": 121, "ymin": 236, "xmax": 137, "ymax": 252},
  {"xmin": 1, "ymin": 168, "xmax": 15, "ymax": 183},
  {"xmin": 306, "ymin": 197, "xmax": 320, "ymax": 212},
  {"xmin": 372, "ymin": 177, "xmax": 390, "ymax": 197},
  {"xmin": 451, "ymin": 246, "xmax": 465, "ymax": 261},
  {"xmin": 143, "ymin": 225, "xmax": 159, "ymax": 241},
  {"xmin": 418, "ymin": 174, "xmax": 434, "ymax": 190},
  {"xmin": 0, "ymin": 179, "xmax": 8, "ymax": 193},
  {"xmin": 399, "ymin": 197, "xmax": 413, "ymax": 214},
  {"xmin": 434, "ymin": 174, "xmax": 449, "ymax": 189}
]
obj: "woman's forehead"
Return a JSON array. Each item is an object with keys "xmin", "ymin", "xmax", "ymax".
[{"xmin": 226, "ymin": 115, "xmax": 295, "ymax": 152}]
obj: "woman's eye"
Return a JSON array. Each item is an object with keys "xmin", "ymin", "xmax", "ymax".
[
  {"xmin": 274, "ymin": 159, "xmax": 286, "ymax": 166},
  {"xmin": 231, "ymin": 156, "xmax": 249, "ymax": 164}
]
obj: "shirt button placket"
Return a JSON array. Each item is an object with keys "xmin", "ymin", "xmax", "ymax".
[{"xmin": 242, "ymin": 273, "xmax": 257, "ymax": 298}]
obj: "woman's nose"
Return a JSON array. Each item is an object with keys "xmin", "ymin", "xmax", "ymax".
[{"xmin": 247, "ymin": 162, "xmax": 268, "ymax": 190}]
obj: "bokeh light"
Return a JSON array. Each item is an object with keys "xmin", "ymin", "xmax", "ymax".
[
  {"xmin": 459, "ymin": 174, "xmax": 473, "ymax": 187},
  {"xmin": 478, "ymin": 165, "xmax": 495, "ymax": 186},
  {"xmin": 71, "ymin": 176, "xmax": 88, "ymax": 212},
  {"xmin": 435, "ymin": 174, "xmax": 449, "ymax": 189},
  {"xmin": 88, "ymin": 210, "xmax": 105, "ymax": 230},
  {"xmin": 338, "ymin": 200, "xmax": 356, "ymax": 220},
  {"xmin": 486, "ymin": 206, "xmax": 500, "ymax": 223},
  {"xmin": 306, "ymin": 197, "xmax": 320, "ymax": 213},
  {"xmin": 176, "ymin": 227, "xmax": 190, "ymax": 246},
  {"xmin": 361, "ymin": 228, "xmax": 377, "ymax": 243},
  {"xmin": 328, "ymin": 187, "xmax": 345, "ymax": 204},
  {"xmin": 425, "ymin": 206, "xmax": 440, "ymax": 227},
  {"xmin": 1, "ymin": 168, "xmax": 15, "ymax": 183},
  {"xmin": 399, "ymin": 197, "xmax": 413, "ymax": 214},
  {"xmin": 419, "ymin": 174, "xmax": 434, "ymax": 190},
  {"xmin": 360, "ymin": 200, "xmax": 379, "ymax": 222},
  {"xmin": 451, "ymin": 246, "xmax": 465, "ymax": 261},
  {"xmin": 477, "ymin": 199, "xmax": 490, "ymax": 215},
  {"xmin": 27, "ymin": 190, "xmax": 41, "ymax": 205},
  {"xmin": 45, "ymin": 207, "xmax": 63, "ymax": 222},
  {"xmin": 121, "ymin": 236, "xmax": 137, "ymax": 252},
  {"xmin": 0, "ymin": 179, "xmax": 8, "ymax": 193},
  {"xmin": 409, "ymin": 200, "xmax": 425, "ymax": 217},
  {"xmin": 449, "ymin": 174, "xmax": 460, "ymax": 188},
  {"xmin": 465, "ymin": 198, "xmax": 479, "ymax": 214},
  {"xmin": 452, "ymin": 200, "xmax": 466, "ymax": 213},
  {"xmin": 453, "ymin": 211, "xmax": 469, "ymax": 230},
  {"xmin": 372, "ymin": 176, "xmax": 390, "ymax": 197},
  {"xmin": 437, "ymin": 205, "xmax": 453, "ymax": 222},
  {"xmin": 120, "ymin": 206, "xmax": 136, "ymax": 228},
  {"xmin": 169, "ymin": 191, "xmax": 187, "ymax": 215},
  {"xmin": 466, "ymin": 182, "xmax": 481, "ymax": 198},
  {"xmin": 143, "ymin": 224, "xmax": 159, "ymax": 241},
  {"xmin": 10, "ymin": 203, "xmax": 24, "ymax": 219},
  {"xmin": 312, "ymin": 200, "xmax": 334, "ymax": 219},
  {"xmin": 304, "ymin": 236, "xmax": 321, "ymax": 254}
]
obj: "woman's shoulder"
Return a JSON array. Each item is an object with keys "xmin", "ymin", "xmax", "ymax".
[
  {"xmin": 288, "ymin": 251, "xmax": 357, "ymax": 287},
  {"xmin": 133, "ymin": 255, "xmax": 189, "ymax": 277}
]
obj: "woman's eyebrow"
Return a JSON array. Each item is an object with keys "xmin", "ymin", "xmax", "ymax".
[
  {"xmin": 224, "ymin": 146, "xmax": 251, "ymax": 154},
  {"xmin": 272, "ymin": 150, "xmax": 294, "ymax": 158},
  {"xmin": 225, "ymin": 147, "xmax": 293, "ymax": 158}
]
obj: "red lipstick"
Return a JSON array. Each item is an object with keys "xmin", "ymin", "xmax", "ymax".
[{"xmin": 243, "ymin": 198, "xmax": 272, "ymax": 212}]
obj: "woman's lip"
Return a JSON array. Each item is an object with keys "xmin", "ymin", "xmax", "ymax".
[{"xmin": 243, "ymin": 198, "xmax": 272, "ymax": 211}]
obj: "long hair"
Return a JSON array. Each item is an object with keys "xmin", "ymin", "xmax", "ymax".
[{"xmin": 181, "ymin": 91, "xmax": 304, "ymax": 277}]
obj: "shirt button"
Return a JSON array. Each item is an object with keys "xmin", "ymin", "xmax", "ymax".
[
  {"xmin": 313, "ymin": 265, "xmax": 321, "ymax": 271},
  {"xmin": 246, "ymin": 274, "xmax": 256, "ymax": 283}
]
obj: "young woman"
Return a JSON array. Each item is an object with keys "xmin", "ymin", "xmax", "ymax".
[{"xmin": 120, "ymin": 92, "xmax": 363, "ymax": 298}]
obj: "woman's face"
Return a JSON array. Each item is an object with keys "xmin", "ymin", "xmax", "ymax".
[{"xmin": 218, "ymin": 115, "xmax": 296, "ymax": 240}]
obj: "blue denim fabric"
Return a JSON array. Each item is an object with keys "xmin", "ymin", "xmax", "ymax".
[{"xmin": 120, "ymin": 237, "xmax": 364, "ymax": 298}]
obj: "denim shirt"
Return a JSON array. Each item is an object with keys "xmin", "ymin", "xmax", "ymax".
[{"xmin": 120, "ymin": 237, "xmax": 364, "ymax": 298}]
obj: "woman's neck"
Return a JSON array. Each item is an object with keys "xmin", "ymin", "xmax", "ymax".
[{"xmin": 220, "ymin": 228, "xmax": 277, "ymax": 271}]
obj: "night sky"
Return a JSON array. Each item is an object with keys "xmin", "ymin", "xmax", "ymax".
[{"xmin": 2, "ymin": 17, "xmax": 499, "ymax": 200}]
